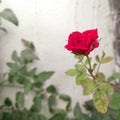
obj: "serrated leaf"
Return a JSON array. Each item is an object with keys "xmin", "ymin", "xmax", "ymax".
[
  {"xmin": 75, "ymin": 74, "xmax": 88, "ymax": 85},
  {"xmin": 7, "ymin": 62, "xmax": 18, "ymax": 70},
  {"xmin": 107, "ymin": 72, "xmax": 120, "ymax": 82},
  {"xmin": 12, "ymin": 50, "xmax": 18, "ymax": 61},
  {"xmin": 81, "ymin": 79, "xmax": 96, "ymax": 95},
  {"xmin": 4, "ymin": 97, "xmax": 12, "ymax": 106},
  {"xmin": 0, "ymin": 8, "xmax": 18, "ymax": 26},
  {"xmin": 93, "ymin": 90, "xmax": 109, "ymax": 113},
  {"xmin": 110, "ymin": 93, "xmax": 120, "ymax": 110},
  {"xmin": 36, "ymin": 71, "xmax": 54, "ymax": 83},
  {"xmin": 65, "ymin": 69, "xmax": 79, "ymax": 76},
  {"xmin": 46, "ymin": 85, "xmax": 57, "ymax": 94},
  {"xmin": 101, "ymin": 57, "xmax": 113, "ymax": 64},
  {"xmin": 75, "ymin": 64, "xmax": 86, "ymax": 73}
]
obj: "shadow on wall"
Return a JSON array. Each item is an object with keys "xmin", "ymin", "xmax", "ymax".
[{"xmin": 109, "ymin": 0, "xmax": 120, "ymax": 65}]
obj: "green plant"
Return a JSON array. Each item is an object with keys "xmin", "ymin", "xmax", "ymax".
[
  {"xmin": 0, "ymin": 0, "xmax": 18, "ymax": 32},
  {"xmin": 64, "ymin": 29, "xmax": 120, "ymax": 114},
  {"xmin": 0, "ymin": 39, "xmax": 118, "ymax": 120},
  {"xmin": 0, "ymin": 40, "xmax": 73, "ymax": 120}
]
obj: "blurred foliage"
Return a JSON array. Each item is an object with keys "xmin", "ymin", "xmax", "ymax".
[
  {"xmin": 0, "ymin": 40, "xmax": 71, "ymax": 120},
  {"xmin": 0, "ymin": 0, "xmax": 18, "ymax": 32}
]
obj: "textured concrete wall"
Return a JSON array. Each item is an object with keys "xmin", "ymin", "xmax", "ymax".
[
  {"xmin": 0, "ymin": 0, "xmax": 114, "ymax": 106},
  {"xmin": 109, "ymin": 0, "xmax": 120, "ymax": 72}
]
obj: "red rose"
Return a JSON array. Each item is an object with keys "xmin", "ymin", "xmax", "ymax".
[{"xmin": 65, "ymin": 29, "xmax": 99, "ymax": 55}]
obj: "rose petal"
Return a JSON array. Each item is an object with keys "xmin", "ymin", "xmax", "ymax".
[{"xmin": 83, "ymin": 29, "xmax": 98, "ymax": 40}]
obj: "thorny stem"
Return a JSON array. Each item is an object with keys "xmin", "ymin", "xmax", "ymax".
[
  {"xmin": 86, "ymin": 55, "xmax": 96, "ymax": 80},
  {"xmin": 81, "ymin": 61, "xmax": 89, "ymax": 70},
  {"xmin": 86, "ymin": 55, "xmax": 99, "ymax": 87},
  {"xmin": 96, "ymin": 61, "xmax": 101, "ymax": 75}
]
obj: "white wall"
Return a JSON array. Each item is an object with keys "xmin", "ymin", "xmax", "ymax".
[{"xmin": 0, "ymin": 0, "xmax": 115, "ymax": 106}]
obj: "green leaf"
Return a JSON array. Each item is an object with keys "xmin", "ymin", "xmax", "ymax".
[
  {"xmin": 31, "ymin": 95, "xmax": 42, "ymax": 112},
  {"xmin": 4, "ymin": 97, "xmax": 12, "ymax": 106},
  {"xmin": 59, "ymin": 94, "xmax": 71, "ymax": 111},
  {"xmin": 107, "ymin": 72, "xmax": 120, "ymax": 82},
  {"xmin": 59, "ymin": 94, "xmax": 71, "ymax": 102},
  {"xmin": 102, "ymin": 51, "xmax": 106, "ymax": 58},
  {"xmin": 7, "ymin": 62, "xmax": 18, "ymax": 70},
  {"xmin": 2, "ymin": 112, "xmax": 12, "ymax": 120},
  {"xmin": 93, "ymin": 90, "xmax": 109, "ymax": 113},
  {"xmin": 110, "ymin": 93, "xmax": 120, "ymax": 110},
  {"xmin": 12, "ymin": 50, "xmax": 18, "ymax": 61},
  {"xmin": 46, "ymin": 85, "xmax": 57, "ymax": 94},
  {"xmin": 96, "ymin": 55, "xmax": 100, "ymax": 62},
  {"xmin": 75, "ymin": 64, "xmax": 86, "ymax": 73},
  {"xmin": 48, "ymin": 95, "xmax": 56, "ymax": 112},
  {"xmin": 97, "ymin": 72, "xmax": 105, "ymax": 82},
  {"xmin": 16, "ymin": 92, "xmax": 24, "ymax": 109},
  {"xmin": 21, "ymin": 49, "xmax": 39, "ymax": 62},
  {"xmin": 0, "ymin": 8, "xmax": 18, "ymax": 26},
  {"xmin": 93, "ymin": 63, "xmax": 97, "ymax": 70},
  {"xmin": 74, "ymin": 54, "xmax": 84, "ymax": 61},
  {"xmin": 39, "ymin": 114, "xmax": 47, "ymax": 120},
  {"xmin": 8, "ymin": 73, "xmax": 19, "ymax": 83},
  {"xmin": 117, "ymin": 110, "xmax": 120, "ymax": 120},
  {"xmin": 99, "ymin": 82, "xmax": 114, "ymax": 93},
  {"xmin": 50, "ymin": 111, "xmax": 67, "ymax": 120},
  {"xmin": 28, "ymin": 68, "xmax": 37, "ymax": 78},
  {"xmin": 76, "ymin": 74, "xmax": 88, "ymax": 85},
  {"xmin": 22, "ymin": 39, "xmax": 35, "ymax": 51},
  {"xmin": 33, "ymin": 82, "xmax": 43, "ymax": 89},
  {"xmin": 65, "ymin": 69, "xmax": 79, "ymax": 76},
  {"xmin": 36, "ymin": 71, "xmax": 54, "ymax": 83},
  {"xmin": 101, "ymin": 56, "xmax": 113, "ymax": 64},
  {"xmin": 80, "ymin": 79, "xmax": 96, "ymax": 95},
  {"xmin": 24, "ymin": 80, "xmax": 33, "ymax": 94},
  {"xmin": 74, "ymin": 102, "xmax": 87, "ymax": 119}
]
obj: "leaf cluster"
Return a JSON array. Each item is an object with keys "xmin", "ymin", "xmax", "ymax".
[
  {"xmin": 0, "ymin": 40, "xmax": 73, "ymax": 120},
  {"xmin": 66, "ymin": 52, "xmax": 115, "ymax": 113}
]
